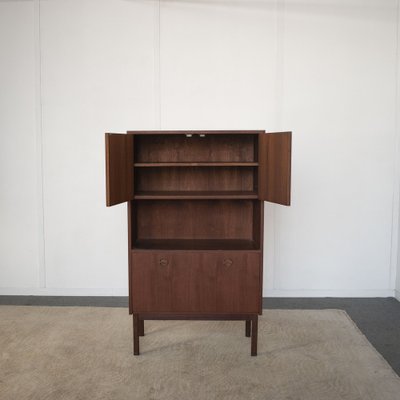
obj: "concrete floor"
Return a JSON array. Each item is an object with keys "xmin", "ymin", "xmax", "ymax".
[
  {"xmin": 263, "ymin": 297, "xmax": 400, "ymax": 376},
  {"xmin": 1, "ymin": 296, "xmax": 399, "ymax": 375}
]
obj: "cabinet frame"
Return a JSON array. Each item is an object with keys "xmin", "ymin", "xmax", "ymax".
[{"xmin": 106, "ymin": 130, "xmax": 291, "ymax": 356}]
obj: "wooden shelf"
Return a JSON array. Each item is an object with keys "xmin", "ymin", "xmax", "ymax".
[
  {"xmin": 134, "ymin": 162, "xmax": 258, "ymax": 167},
  {"xmin": 128, "ymin": 130, "xmax": 264, "ymax": 135},
  {"xmin": 134, "ymin": 191, "xmax": 258, "ymax": 200},
  {"xmin": 133, "ymin": 239, "xmax": 260, "ymax": 251}
]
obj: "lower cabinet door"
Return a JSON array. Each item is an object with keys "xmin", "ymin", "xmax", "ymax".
[{"xmin": 131, "ymin": 252, "xmax": 260, "ymax": 313}]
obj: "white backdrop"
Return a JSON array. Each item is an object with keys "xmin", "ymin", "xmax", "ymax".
[{"xmin": 1, "ymin": 0, "xmax": 399, "ymax": 298}]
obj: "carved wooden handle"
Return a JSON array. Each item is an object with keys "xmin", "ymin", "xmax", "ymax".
[
  {"xmin": 223, "ymin": 258, "xmax": 233, "ymax": 267},
  {"xmin": 159, "ymin": 258, "xmax": 169, "ymax": 267}
]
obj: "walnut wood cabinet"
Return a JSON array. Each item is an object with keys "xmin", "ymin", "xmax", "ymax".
[{"xmin": 105, "ymin": 130, "xmax": 291, "ymax": 356}]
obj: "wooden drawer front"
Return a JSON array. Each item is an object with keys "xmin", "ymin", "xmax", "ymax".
[
  {"xmin": 131, "ymin": 252, "xmax": 260, "ymax": 313},
  {"xmin": 206, "ymin": 253, "xmax": 260, "ymax": 313}
]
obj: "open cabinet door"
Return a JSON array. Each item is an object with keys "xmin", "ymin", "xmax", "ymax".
[
  {"xmin": 105, "ymin": 133, "xmax": 134, "ymax": 206},
  {"xmin": 258, "ymin": 131, "xmax": 291, "ymax": 206}
]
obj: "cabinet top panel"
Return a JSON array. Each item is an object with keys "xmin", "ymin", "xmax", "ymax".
[{"xmin": 126, "ymin": 130, "xmax": 265, "ymax": 135}]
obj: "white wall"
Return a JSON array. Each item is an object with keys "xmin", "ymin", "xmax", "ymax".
[
  {"xmin": 39, "ymin": 0, "xmax": 155, "ymax": 293},
  {"xmin": 1, "ymin": 0, "xmax": 399, "ymax": 297},
  {"xmin": 0, "ymin": 1, "xmax": 40, "ymax": 289},
  {"xmin": 271, "ymin": 0, "xmax": 398, "ymax": 297}
]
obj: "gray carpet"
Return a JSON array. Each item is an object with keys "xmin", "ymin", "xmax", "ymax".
[{"xmin": 1, "ymin": 306, "xmax": 399, "ymax": 400}]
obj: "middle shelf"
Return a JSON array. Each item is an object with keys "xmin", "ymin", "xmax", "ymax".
[
  {"xmin": 134, "ymin": 190, "xmax": 258, "ymax": 200},
  {"xmin": 134, "ymin": 162, "xmax": 258, "ymax": 167},
  {"xmin": 132, "ymin": 239, "xmax": 260, "ymax": 251}
]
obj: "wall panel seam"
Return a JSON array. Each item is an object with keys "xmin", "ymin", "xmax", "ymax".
[
  {"xmin": 272, "ymin": 0, "xmax": 285, "ymax": 290},
  {"xmin": 34, "ymin": 0, "xmax": 46, "ymax": 288},
  {"xmin": 390, "ymin": 0, "xmax": 400, "ymax": 290}
]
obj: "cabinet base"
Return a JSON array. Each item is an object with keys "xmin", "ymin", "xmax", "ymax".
[{"xmin": 132, "ymin": 313, "xmax": 259, "ymax": 356}]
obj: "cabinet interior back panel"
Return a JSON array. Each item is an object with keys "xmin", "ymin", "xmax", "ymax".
[
  {"xmin": 134, "ymin": 134, "xmax": 257, "ymax": 162},
  {"xmin": 135, "ymin": 200, "xmax": 254, "ymax": 240},
  {"xmin": 135, "ymin": 166, "xmax": 255, "ymax": 192}
]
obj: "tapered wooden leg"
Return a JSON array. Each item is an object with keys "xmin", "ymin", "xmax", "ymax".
[
  {"xmin": 251, "ymin": 315, "xmax": 258, "ymax": 356},
  {"xmin": 133, "ymin": 314, "xmax": 139, "ymax": 355},
  {"xmin": 139, "ymin": 319, "xmax": 144, "ymax": 336},
  {"xmin": 245, "ymin": 320, "xmax": 251, "ymax": 337}
]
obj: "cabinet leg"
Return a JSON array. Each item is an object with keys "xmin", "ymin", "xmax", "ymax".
[
  {"xmin": 133, "ymin": 314, "xmax": 140, "ymax": 355},
  {"xmin": 139, "ymin": 319, "xmax": 144, "ymax": 336},
  {"xmin": 251, "ymin": 315, "xmax": 258, "ymax": 356},
  {"xmin": 245, "ymin": 320, "xmax": 251, "ymax": 337}
]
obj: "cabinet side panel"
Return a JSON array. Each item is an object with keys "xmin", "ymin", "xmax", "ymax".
[
  {"xmin": 259, "ymin": 202, "xmax": 264, "ymax": 314},
  {"xmin": 128, "ymin": 202, "xmax": 133, "ymax": 314}
]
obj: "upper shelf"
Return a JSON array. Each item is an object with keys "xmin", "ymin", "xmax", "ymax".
[
  {"xmin": 132, "ymin": 238, "xmax": 261, "ymax": 251},
  {"xmin": 134, "ymin": 191, "xmax": 258, "ymax": 200},
  {"xmin": 134, "ymin": 162, "xmax": 258, "ymax": 167},
  {"xmin": 128, "ymin": 130, "xmax": 264, "ymax": 135}
]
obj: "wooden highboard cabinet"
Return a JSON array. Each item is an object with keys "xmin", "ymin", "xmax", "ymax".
[{"xmin": 105, "ymin": 130, "xmax": 291, "ymax": 356}]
